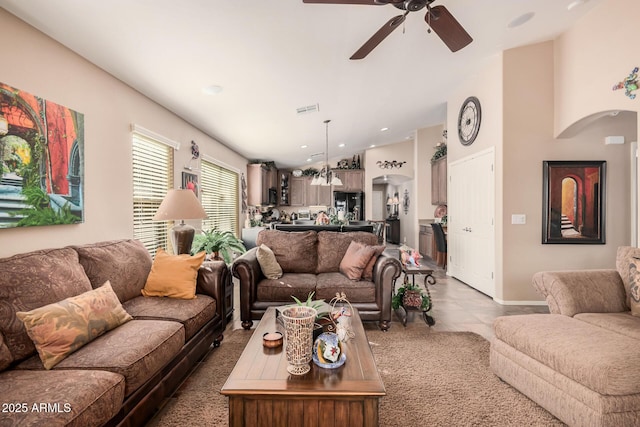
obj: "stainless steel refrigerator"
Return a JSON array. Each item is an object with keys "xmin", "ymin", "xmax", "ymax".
[{"xmin": 333, "ymin": 191, "xmax": 365, "ymax": 221}]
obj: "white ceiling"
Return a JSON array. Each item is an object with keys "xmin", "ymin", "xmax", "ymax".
[{"xmin": 0, "ymin": 0, "xmax": 602, "ymax": 168}]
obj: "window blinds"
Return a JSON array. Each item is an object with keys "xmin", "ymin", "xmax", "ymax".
[
  {"xmin": 201, "ymin": 159, "xmax": 239, "ymax": 235},
  {"xmin": 132, "ymin": 132, "xmax": 173, "ymax": 256}
]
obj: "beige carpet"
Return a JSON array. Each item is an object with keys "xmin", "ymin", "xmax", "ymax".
[{"xmin": 147, "ymin": 324, "xmax": 564, "ymax": 427}]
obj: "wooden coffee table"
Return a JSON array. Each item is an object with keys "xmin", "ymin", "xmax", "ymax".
[{"xmin": 221, "ymin": 306, "xmax": 385, "ymax": 427}]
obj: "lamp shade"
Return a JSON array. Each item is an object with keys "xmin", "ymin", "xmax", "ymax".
[{"xmin": 153, "ymin": 189, "xmax": 207, "ymax": 221}]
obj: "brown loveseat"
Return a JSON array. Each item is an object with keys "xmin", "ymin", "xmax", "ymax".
[
  {"xmin": 232, "ymin": 230, "xmax": 402, "ymax": 331},
  {"xmin": 0, "ymin": 239, "xmax": 228, "ymax": 427},
  {"xmin": 490, "ymin": 246, "xmax": 640, "ymax": 426}
]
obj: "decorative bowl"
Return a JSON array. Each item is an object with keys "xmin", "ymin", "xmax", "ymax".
[{"xmin": 313, "ymin": 332, "xmax": 346, "ymax": 369}]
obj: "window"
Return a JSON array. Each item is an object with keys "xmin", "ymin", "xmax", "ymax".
[
  {"xmin": 201, "ymin": 158, "xmax": 239, "ymax": 235},
  {"xmin": 132, "ymin": 128, "xmax": 175, "ymax": 256}
]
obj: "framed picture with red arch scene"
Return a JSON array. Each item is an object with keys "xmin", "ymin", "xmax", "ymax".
[{"xmin": 542, "ymin": 160, "xmax": 606, "ymax": 244}]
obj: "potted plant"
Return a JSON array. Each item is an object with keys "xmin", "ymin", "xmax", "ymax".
[
  {"xmin": 292, "ymin": 292, "xmax": 333, "ymax": 340},
  {"xmin": 191, "ymin": 228, "xmax": 247, "ymax": 264},
  {"xmin": 392, "ymin": 281, "xmax": 434, "ymax": 326}
]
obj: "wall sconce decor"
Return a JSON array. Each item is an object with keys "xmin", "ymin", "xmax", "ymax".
[
  {"xmin": 403, "ymin": 189, "xmax": 410, "ymax": 215},
  {"xmin": 377, "ymin": 160, "xmax": 406, "ymax": 169}
]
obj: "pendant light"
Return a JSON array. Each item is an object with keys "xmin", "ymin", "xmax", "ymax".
[{"xmin": 312, "ymin": 119, "xmax": 343, "ymax": 186}]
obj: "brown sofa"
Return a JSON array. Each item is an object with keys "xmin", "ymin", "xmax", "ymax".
[
  {"xmin": 0, "ymin": 239, "xmax": 228, "ymax": 427},
  {"xmin": 490, "ymin": 246, "xmax": 640, "ymax": 426},
  {"xmin": 232, "ymin": 230, "xmax": 402, "ymax": 331}
]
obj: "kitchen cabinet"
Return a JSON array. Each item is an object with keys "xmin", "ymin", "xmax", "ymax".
[
  {"xmin": 336, "ymin": 169, "xmax": 364, "ymax": 192},
  {"xmin": 247, "ymin": 163, "xmax": 278, "ymax": 206},
  {"xmin": 419, "ymin": 225, "xmax": 434, "ymax": 260},
  {"xmin": 289, "ymin": 176, "xmax": 306, "ymax": 207},
  {"xmin": 278, "ymin": 170, "xmax": 291, "ymax": 206},
  {"xmin": 431, "ymin": 156, "xmax": 447, "ymax": 205},
  {"xmin": 306, "ymin": 177, "xmax": 332, "ymax": 206}
]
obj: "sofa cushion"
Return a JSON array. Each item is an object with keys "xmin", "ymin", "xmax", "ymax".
[
  {"xmin": 0, "ymin": 369, "xmax": 125, "ymax": 427},
  {"xmin": 257, "ymin": 230, "xmax": 318, "ymax": 274},
  {"xmin": 256, "ymin": 273, "xmax": 317, "ymax": 302},
  {"xmin": 256, "ymin": 244, "xmax": 283, "ymax": 279},
  {"xmin": 616, "ymin": 246, "xmax": 640, "ymax": 310},
  {"xmin": 15, "ymin": 319, "xmax": 184, "ymax": 396},
  {"xmin": 316, "ymin": 272, "xmax": 376, "ymax": 302},
  {"xmin": 142, "ymin": 249, "xmax": 205, "ymax": 299},
  {"xmin": 316, "ymin": 231, "xmax": 378, "ymax": 273},
  {"xmin": 0, "ymin": 333, "xmax": 10, "ymax": 372},
  {"xmin": 627, "ymin": 258, "xmax": 640, "ymax": 316},
  {"xmin": 493, "ymin": 314, "xmax": 640, "ymax": 395},
  {"xmin": 363, "ymin": 245, "xmax": 386, "ymax": 281},
  {"xmin": 73, "ymin": 239, "xmax": 152, "ymax": 303},
  {"xmin": 339, "ymin": 241, "xmax": 377, "ymax": 280},
  {"xmin": 17, "ymin": 281, "xmax": 133, "ymax": 369},
  {"xmin": 123, "ymin": 295, "xmax": 216, "ymax": 340},
  {"xmin": 0, "ymin": 247, "xmax": 93, "ymax": 364},
  {"xmin": 574, "ymin": 312, "xmax": 640, "ymax": 340}
]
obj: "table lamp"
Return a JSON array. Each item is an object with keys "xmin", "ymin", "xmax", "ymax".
[{"xmin": 153, "ymin": 189, "xmax": 207, "ymax": 255}]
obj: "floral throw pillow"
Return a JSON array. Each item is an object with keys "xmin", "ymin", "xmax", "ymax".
[
  {"xmin": 628, "ymin": 258, "xmax": 640, "ymax": 316},
  {"xmin": 16, "ymin": 281, "xmax": 132, "ymax": 369}
]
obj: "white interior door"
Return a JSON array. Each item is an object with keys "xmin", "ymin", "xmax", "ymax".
[{"xmin": 449, "ymin": 148, "xmax": 495, "ymax": 297}]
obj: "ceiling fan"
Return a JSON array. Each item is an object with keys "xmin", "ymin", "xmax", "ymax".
[{"xmin": 302, "ymin": 0, "xmax": 473, "ymax": 60}]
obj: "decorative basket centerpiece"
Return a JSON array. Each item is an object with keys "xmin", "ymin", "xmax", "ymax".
[{"xmin": 280, "ymin": 305, "xmax": 317, "ymax": 375}]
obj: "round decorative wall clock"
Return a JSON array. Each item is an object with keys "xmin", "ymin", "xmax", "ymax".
[{"xmin": 457, "ymin": 96, "xmax": 481, "ymax": 146}]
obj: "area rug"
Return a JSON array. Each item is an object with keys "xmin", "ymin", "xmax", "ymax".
[{"xmin": 147, "ymin": 324, "xmax": 564, "ymax": 427}]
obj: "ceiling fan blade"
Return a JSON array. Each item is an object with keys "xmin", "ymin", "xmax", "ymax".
[
  {"xmin": 302, "ymin": 0, "xmax": 385, "ymax": 4},
  {"xmin": 350, "ymin": 14, "xmax": 406, "ymax": 60},
  {"xmin": 425, "ymin": 5, "xmax": 472, "ymax": 52}
]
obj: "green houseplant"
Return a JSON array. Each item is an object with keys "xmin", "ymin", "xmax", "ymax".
[{"xmin": 191, "ymin": 228, "xmax": 247, "ymax": 264}]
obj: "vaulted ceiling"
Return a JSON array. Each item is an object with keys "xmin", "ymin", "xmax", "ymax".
[{"xmin": 0, "ymin": 0, "xmax": 602, "ymax": 167}]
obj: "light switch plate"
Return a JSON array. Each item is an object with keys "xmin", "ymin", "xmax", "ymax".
[{"xmin": 511, "ymin": 214, "xmax": 526, "ymax": 225}]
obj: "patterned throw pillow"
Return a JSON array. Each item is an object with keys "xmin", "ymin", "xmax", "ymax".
[
  {"xmin": 142, "ymin": 249, "xmax": 205, "ymax": 299},
  {"xmin": 628, "ymin": 258, "xmax": 640, "ymax": 316},
  {"xmin": 16, "ymin": 281, "xmax": 133, "ymax": 369},
  {"xmin": 257, "ymin": 244, "xmax": 283, "ymax": 279},
  {"xmin": 339, "ymin": 241, "xmax": 377, "ymax": 281}
]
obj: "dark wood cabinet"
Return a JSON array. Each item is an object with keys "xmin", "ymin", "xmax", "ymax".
[
  {"xmin": 385, "ymin": 218, "xmax": 400, "ymax": 244},
  {"xmin": 431, "ymin": 156, "xmax": 447, "ymax": 205},
  {"xmin": 306, "ymin": 178, "xmax": 332, "ymax": 206}
]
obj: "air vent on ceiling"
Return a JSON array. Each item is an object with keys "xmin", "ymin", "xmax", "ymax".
[
  {"xmin": 310, "ymin": 152, "xmax": 324, "ymax": 158},
  {"xmin": 296, "ymin": 103, "xmax": 319, "ymax": 115}
]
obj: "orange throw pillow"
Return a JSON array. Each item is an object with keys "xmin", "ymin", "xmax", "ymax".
[
  {"xmin": 142, "ymin": 249, "xmax": 205, "ymax": 299},
  {"xmin": 339, "ymin": 241, "xmax": 377, "ymax": 281}
]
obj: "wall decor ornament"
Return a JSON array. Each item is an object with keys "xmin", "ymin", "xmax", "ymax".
[
  {"xmin": 182, "ymin": 171, "xmax": 199, "ymax": 197},
  {"xmin": 0, "ymin": 81, "xmax": 84, "ymax": 229},
  {"xmin": 542, "ymin": 160, "xmax": 606, "ymax": 244},
  {"xmin": 612, "ymin": 67, "xmax": 638, "ymax": 99},
  {"xmin": 377, "ymin": 160, "xmax": 406, "ymax": 169},
  {"xmin": 403, "ymin": 189, "xmax": 410, "ymax": 215}
]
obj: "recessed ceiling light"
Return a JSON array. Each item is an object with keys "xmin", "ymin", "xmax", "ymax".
[
  {"xmin": 370, "ymin": 144, "xmax": 376, "ymax": 148},
  {"xmin": 306, "ymin": 158, "xmax": 312, "ymax": 162},
  {"xmin": 507, "ymin": 12, "xmax": 535, "ymax": 28},
  {"xmin": 380, "ymin": 127, "xmax": 389, "ymax": 132},
  {"xmin": 338, "ymin": 143, "xmax": 345, "ymax": 148},
  {"xmin": 300, "ymin": 144, "xmax": 308, "ymax": 149},
  {"xmin": 202, "ymin": 85, "xmax": 223, "ymax": 95}
]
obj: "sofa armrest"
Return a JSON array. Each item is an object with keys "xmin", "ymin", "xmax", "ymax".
[
  {"xmin": 231, "ymin": 247, "xmax": 263, "ymax": 324},
  {"xmin": 197, "ymin": 260, "xmax": 229, "ymax": 322},
  {"xmin": 372, "ymin": 252, "xmax": 402, "ymax": 323},
  {"xmin": 532, "ymin": 270, "xmax": 628, "ymax": 316}
]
